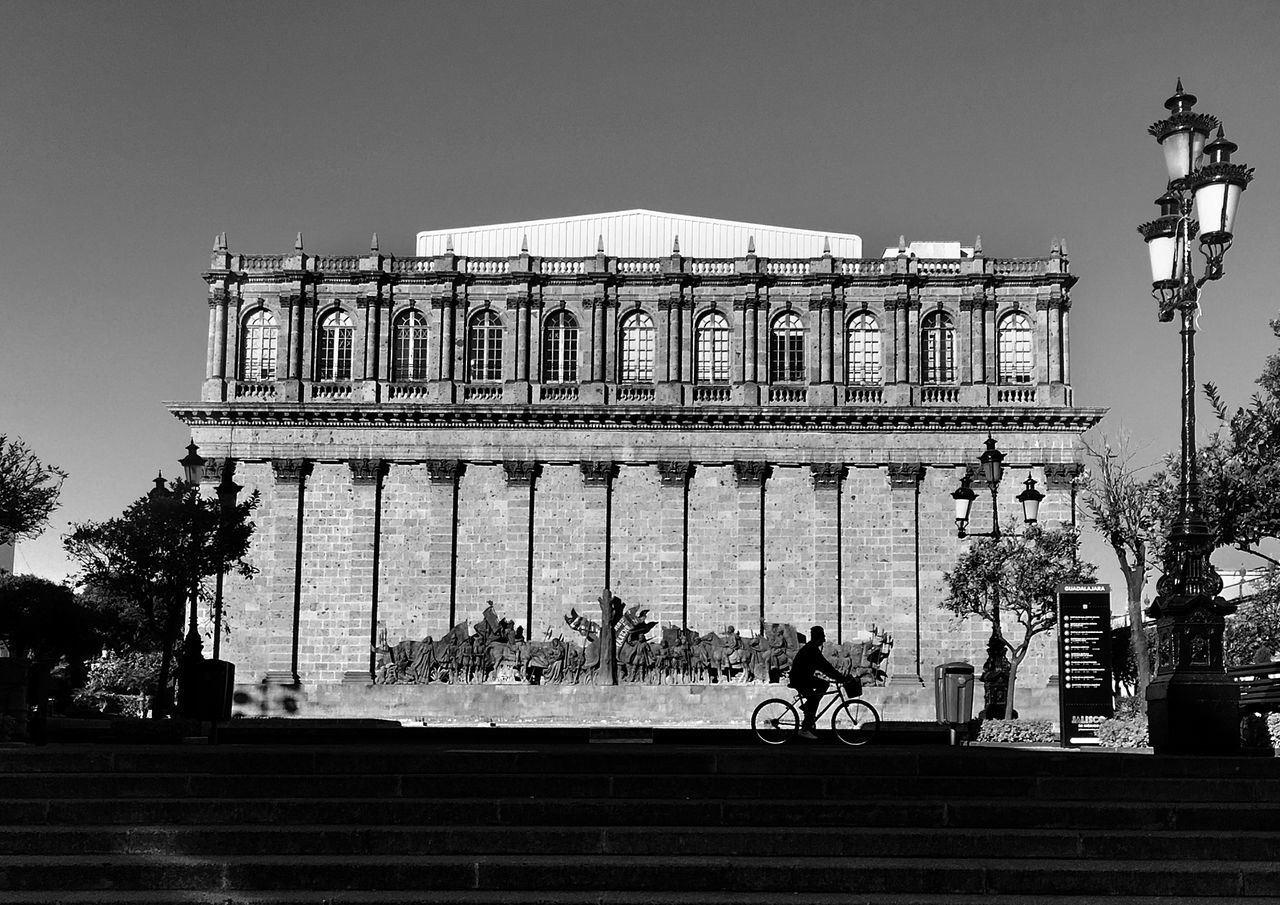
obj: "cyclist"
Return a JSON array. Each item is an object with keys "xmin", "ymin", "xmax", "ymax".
[{"xmin": 788, "ymin": 625, "xmax": 853, "ymax": 739}]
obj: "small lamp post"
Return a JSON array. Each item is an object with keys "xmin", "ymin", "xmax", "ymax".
[
  {"xmin": 212, "ymin": 463, "xmax": 241, "ymax": 662},
  {"xmin": 176, "ymin": 442, "xmax": 205, "ymax": 718},
  {"xmin": 1137, "ymin": 82, "xmax": 1253, "ymax": 754},
  {"xmin": 951, "ymin": 435, "xmax": 1045, "ymax": 718}
]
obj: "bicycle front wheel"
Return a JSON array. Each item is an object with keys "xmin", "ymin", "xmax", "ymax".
[
  {"xmin": 832, "ymin": 699, "xmax": 880, "ymax": 746},
  {"xmin": 752, "ymin": 698, "xmax": 800, "ymax": 745}
]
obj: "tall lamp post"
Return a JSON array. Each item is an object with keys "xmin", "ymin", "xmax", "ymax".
[
  {"xmin": 951, "ymin": 435, "xmax": 1045, "ymax": 718},
  {"xmin": 212, "ymin": 461, "xmax": 241, "ymax": 662},
  {"xmin": 1137, "ymin": 82, "xmax": 1253, "ymax": 754}
]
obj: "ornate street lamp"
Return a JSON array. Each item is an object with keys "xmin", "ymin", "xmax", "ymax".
[
  {"xmin": 950, "ymin": 435, "xmax": 1044, "ymax": 719},
  {"xmin": 176, "ymin": 443, "xmax": 206, "ymax": 717},
  {"xmin": 951, "ymin": 435, "xmax": 1042, "ymax": 539},
  {"xmin": 1138, "ymin": 81, "xmax": 1253, "ymax": 754}
]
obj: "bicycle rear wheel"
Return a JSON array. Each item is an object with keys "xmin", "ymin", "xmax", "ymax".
[
  {"xmin": 831, "ymin": 699, "xmax": 880, "ymax": 746},
  {"xmin": 751, "ymin": 698, "xmax": 800, "ymax": 745}
]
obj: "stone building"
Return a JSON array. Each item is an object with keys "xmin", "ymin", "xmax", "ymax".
[{"xmin": 171, "ymin": 210, "xmax": 1104, "ymax": 718}]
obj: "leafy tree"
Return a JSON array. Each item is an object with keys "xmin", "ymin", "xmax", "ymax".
[
  {"xmin": 1223, "ymin": 568, "xmax": 1280, "ymax": 667},
  {"xmin": 1080, "ymin": 436, "xmax": 1169, "ymax": 710},
  {"xmin": 0, "ymin": 435, "xmax": 66, "ymax": 547},
  {"xmin": 63, "ymin": 479, "xmax": 258, "ymax": 717},
  {"xmin": 0, "ymin": 574, "xmax": 98, "ymax": 666},
  {"xmin": 1195, "ymin": 318, "xmax": 1280, "ymax": 566},
  {"xmin": 943, "ymin": 523, "xmax": 1096, "ymax": 719}
]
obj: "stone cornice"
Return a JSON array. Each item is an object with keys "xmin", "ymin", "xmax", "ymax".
[{"xmin": 170, "ymin": 401, "xmax": 1107, "ymax": 434}]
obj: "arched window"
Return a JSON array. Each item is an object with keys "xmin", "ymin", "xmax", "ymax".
[
  {"xmin": 769, "ymin": 312, "xmax": 806, "ymax": 383},
  {"xmin": 620, "ymin": 311, "xmax": 655, "ymax": 383},
  {"xmin": 542, "ymin": 310, "xmax": 579, "ymax": 384},
  {"xmin": 846, "ymin": 312, "xmax": 881, "ymax": 385},
  {"xmin": 392, "ymin": 309, "xmax": 429, "ymax": 381},
  {"xmin": 239, "ymin": 309, "xmax": 278, "ymax": 381},
  {"xmin": 998, "ymin": 311, "xmax": 1034, "ymax": 384},
  {"xmin": 921, "ymin": 311, "xmax": 955, "ymax": 384},
  {"xmin": 696, "ymin": 312, "xmax": 730, "ymax": 383},
  {"xmin": 467, "ymin": 310, "xmax": 504, "ymax": 382},
  {"xmin": 316, "ymin": 310, "xmax": 354, "ymax": 381}
]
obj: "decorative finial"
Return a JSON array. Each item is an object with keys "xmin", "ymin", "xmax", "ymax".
[
  {"xmin": 974, "ymin": 234, "xmax": 982, "ymax": 255},
  {"xmin": 521, "ymin": 234, "xmax": 528, "ymax": 254},
  {"xmin": 672, "ymin": 234, "xmax": 680, "ymax": 254},
  {"xmin": 822, "ymin": 236, "xmax": 831, "ymax": 255},
  {"xmin": 898, "ymin": 235, "xmax": 906, "ymax": 253},
  {"xmin": 597, "ymin": 234, "xmax": 605, "ymax": 254},
  {"xmin": 747, "ymin": 235, "xmax": 755, "ymax": 255},
  {"xmin": 370, "ymin": 232, "xmax": 378, "ymax": 252},
  {"xmin": 446, "ymin": 234, "xmax": 454, "ymax": 253},
  {"xmin": 295, "ymin": 232, "xmax": 303, "ymax": 251},
  {"xmin": 1176, "ymin": 77, "xmax": 1183, "ymax": 94}
]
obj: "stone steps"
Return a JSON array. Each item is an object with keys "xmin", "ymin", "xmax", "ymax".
[
  {"xmin": 1, "ymin": 854, "xmax": 1277, "ymax": 897},
  {"xmin": 0, "ymin": 742, "xmax": 1276, "ymax": 901},
  {"xmin": 4, "ymin": 825, "xmax": 1280, "ymax": 861}
]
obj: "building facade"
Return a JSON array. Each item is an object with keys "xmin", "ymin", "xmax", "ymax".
[{"xmin": 171, "ymin": 211, "xmax": 1104, "ymax": 712}]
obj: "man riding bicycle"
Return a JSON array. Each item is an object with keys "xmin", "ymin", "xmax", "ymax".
[{"xmin": 788, "ymin": 625, "xmax": 854, "ymax": 739}]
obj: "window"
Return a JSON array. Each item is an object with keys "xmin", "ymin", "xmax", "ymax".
[
  {"xmin": 921, "ymin": 311, "xmax": 955, "ymax": 384},
  {"xmin": 239, "ymin": 309, "xmax": 278, "ymax": 380},
  {"xmin": 998, "ymin": 311, "xmax": 1034, "ymax": 384},
  {"xmin": 846, "ymin": 312, "xmax": 881, "ymax": 385},
  {"xmin": 696, "ymin": 312, "xmax": 730, "ymax": 383},
  {"xmin": 316, "ymin": 310, "xmax": 354, "ymax": 381},
  {"xmin": 542, "ymin": 310, "xmax": 579, "ymax": 383},
  {"xmin": 467, "ymin": 310, "xmax": 504, "ymax": 382},
  {"xmin": 769, "ymin": 312, "xmax": 806, "ymax": 383},
  {"xmin": 620, "ymin": 311, "xmax": 655, "ymax": 383},
  {"xmin": 392, "ymin": 309, "xmax": 429, "ymax": 381}
]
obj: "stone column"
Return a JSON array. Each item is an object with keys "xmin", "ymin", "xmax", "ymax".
[
  {"xmin": 205, "ymin": 298, "xmax": 218, "ymax": 380},
  {"xmin": 1047, "ymin": 297, "xmax": 1063, "ymax": 385},
  {"xmin": 657, "ymin": 460, "xmax": 693, "ymax": 629},
  {"xmin": 656, "ymin": 295, "xmax": 671, "ymax": 383},
  {"xmin": 1036, "ymin": 297, "xmax": 1051, "ymax": 386},
  {"xmin": 883, "ymin": 299, "xmax": 898, "ymax": 385},
  {"xmin": 807, "ymin": 299, "xmax": 823, "ymax": 384},
  {"xmin": 886, "ymin": 462, "xmax": 924, "ymax": 686},
  {"xmin": 342, "ymin": 459, "xmax": 384, "ymax": 684},
  {"xmin": 267, "ymin": 458, "xmax": 310, "ymax": 686},
  {"xmin": 442, "ymin": 294, "xmax": 456, "ymax": 381},
  {"xmin": 894, "ymin": 301, "xmax": 910, "ymax": 384},
  {"xmin": 906, "ymin": 298, "xmax": 922, "ymax": 386},
  {"xmin": 503, "ymin": 460, "xmax": 539, "ymax": 638},
  {"xmin": 734, "ymin": 461, "xmax": 769, "ymax": 632},
  {"xmin": 811, "ymin": 463, "xmax": 845, "ymax": 639},
  {"xmin": 680, "ymin": 294, "xmax": 694, "ymax": 383},
  {"xmin": 982, "ymin": 297, "xmax": 997, "ymax": 385},
  {"xmin": 959, "ymin": 296, "xmax": 975, "ymax": 386},
  {"xmin": 300, "ymin": 292, "xmax": 316, "ymax": 385},
  {"xmin": 596, "ymin": 296, "xmax": 610, "ymax": 383},
  {"xmin": 822, "ymin": 299, "xmax": 835, "ymax": 384},
  {"xmin": 425, "ymin": 459, "xmax": 464, "ymax": 629},
  {"xmin": 742, "ymin": 296, "xmax": 757, "ymax": 384}
]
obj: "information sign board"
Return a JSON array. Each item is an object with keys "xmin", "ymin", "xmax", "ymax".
[{"xmin": 1057, "ymin": 584, "xmax": 1114, "ymax": 746}]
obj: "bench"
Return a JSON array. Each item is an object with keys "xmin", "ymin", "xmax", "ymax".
[{"xmin": 1228, "ymin": 661, "xmax": 1280, "ymax": 713}]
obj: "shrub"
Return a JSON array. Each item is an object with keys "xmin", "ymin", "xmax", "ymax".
[
  {"xmin": 977, "ymin": 718, "xmax": 1057, "ymax": 744},
  {"xmin": 1268, "ymin": 713, "xmax": 1280, "ymax": 755},
  {"xmin": 1097, "ymin": 714, "xmax": 1150, "ymax": 748},
  {"xmin": 72, "ymin": 651, "xmax": 160, "ymax": 717},
  {"xmin": 0, "ymin": 714, "xmax": 17, "ymax": 742}
]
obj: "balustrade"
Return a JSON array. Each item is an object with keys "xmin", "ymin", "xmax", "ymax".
[
  {"xmin": 767, "ymin": 385, "xmax": 807, "ymax": 404},
  {"xmin": 615, "ymin": 385, "xmax": 656, "ymax": 403},
  {"xmin": 310, "ymin": 381, "xmax": 354, "ymax": 401},
  {"xmin": 541, "ymin": 258, "xmax": 586, "ymax": 275},
  {"xmin": 919, "ymin": 386, "xmax": 960, "ymax": 404},
  {"xmin": 392, "ymin": 257, "xmax": 436, "ymax": 273},
  {"xmin": 386, "ymin": 382, "xmax": 432, "ymax": 401},
  {"xmin": 462, "ymin": 257, "xmax": 510, "ymax": 275},
  {"xmin": 689, "ymin": 259, "xmax": 735, "ymax": 276},
  {"xmin": 764, "ymin": 260, "xmax": 807, "ymax": 276},
  {"xmin": 996, "ymin": 386, "xmax": 1038, "ymax": 404},
  {"xmin": 538, "ymin": 384, "xmax": 580, "ymax": 403},
  {"xmin": 844, "ymin": 385, "xmax": 884, "ymax": 405},
  {"xmin": 463, "ymin": 383, "xmax": 503, "ymax": 402},
  {"xmin": 241, "ymin": 255, "xmax": 284, "ymax": 271},
  {"xmin": 692, "ymin": 384, "xmax": 732, "ymax": 404},
  {"xmin": 233, "ymin": 380, "xmax": 277, "ymax": 400},
  {"xmin": 314, "ymin": 256, "xmax": 360, "ymax": 271},
  {"xmin": 616, "ymin": 259, "xmax": 661, "ymax": 275}
]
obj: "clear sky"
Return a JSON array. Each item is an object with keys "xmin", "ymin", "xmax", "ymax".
[{"xmin": 3, "ymin": 1, "xmax": 1279, "ymax": 597}]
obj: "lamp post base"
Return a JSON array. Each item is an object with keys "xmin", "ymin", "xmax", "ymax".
[{"xmin": 1146, "ymin": 671, "xmax": 1240, "ymax": 755}]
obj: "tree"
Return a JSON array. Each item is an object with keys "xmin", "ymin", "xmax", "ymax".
[
  {"xmin": 1223, "ymin": 568, "xmax": 1280, "ymax": 667},
  {"xmin": 63, "ymin": 479, "xmax": 258, "ymax": 717},
  {"xmin": 943, "ymin": 523, "xmax": 1096, "ymax": 719},
  {"xmin": 0, "ymin": 435, "xmax": 66, "ymax": 547},
  {"xmin": 0, "ymin": 574, "xmax": 98, "ymax": 666},
  {"xmin": 1080, "ymin": 436, "xmax": 1169, "ymax": 709},
  {"xmin": 1194, "ymin": 318, "xmax": 1280, "ymax": 566}
]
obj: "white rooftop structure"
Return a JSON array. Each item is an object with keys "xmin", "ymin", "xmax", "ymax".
[
  {"xmin": 415, "ymin": 209, "xmax": 862, "ymax": 259},
  {"xmin": 881, "ymin": 240, "xmax": 976, "ymax": 259}
]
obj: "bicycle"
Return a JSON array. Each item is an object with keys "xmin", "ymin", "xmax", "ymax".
[{"xmin": 751, "ymin": 677, "xmax": 880, "ymax": 746}]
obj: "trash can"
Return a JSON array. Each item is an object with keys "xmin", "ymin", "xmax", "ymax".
[
  {"xmin": 188, "ymin": 659, "xmax": 236, "ymax": 722},
  {"xmin": 934, "ymin": 661, "xmax": 975, "ymax": 725}
]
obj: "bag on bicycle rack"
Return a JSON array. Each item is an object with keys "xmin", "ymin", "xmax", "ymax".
[{"xmin": 843, "ymin": 676, "xmax": 862, "ymax": 697}]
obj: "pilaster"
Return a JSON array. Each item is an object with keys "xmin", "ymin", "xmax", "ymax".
[
  {"xmin": 503, "ymin": 460, "xmax": 539, "ymax": 636},
  {"xmin": 886, "ymin": 462, "xmax": 924, "ymax": 686},
  {"xmin": 342, "ymin": 458, "xmax": 384, "ymax": 682},
  {"xmin": 266, "ymin": 457, "xmax": 310, "ymax": 686},
  {"xmin": 734, "ymin": 460, "xmax": 769, "ymax": 630},
  {"xmin": 811, "ymin": 463, "xmax": 845, "ymax": 637}
]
